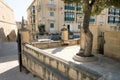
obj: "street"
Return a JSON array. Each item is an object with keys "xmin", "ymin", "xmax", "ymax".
[{"xmin": 0, "ymin": 42, "xmax": 39, "ymax": 80}]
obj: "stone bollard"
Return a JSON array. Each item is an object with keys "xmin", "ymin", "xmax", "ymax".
[
  {"xmin": 20, "ymin": 29, "xmax": 30, "ymax": 43},
  {"xmin": 18, "ymin": 28, "xmax": 30, "ymax": 72},
  {"xmin": 61, "ymin": 28, "xmax": 69, "ymax": 45}
]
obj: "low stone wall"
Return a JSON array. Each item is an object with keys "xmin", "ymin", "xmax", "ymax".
[
  {"xmin": 22, "ymin": 44, "xmax": 101, "ymax": 80},
  {"xmin": 31, "ymin": 39, "xmax": 80, "ymax": 49},
  {"xmin": 104, "ymin": 31, "xmax": 120, "ymax": 61}
]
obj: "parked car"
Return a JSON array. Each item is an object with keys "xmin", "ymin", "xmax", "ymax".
[
  {"xmin": 73, "ymin": 35, "xmax": 80, "ymax": 38},
  {"xmin": 38, "ymin": 39, "xmax": 53, "ymax": 42},
  {"xmin": 50, "ymin": 35, "xmax": 61, "ymax": 41}
]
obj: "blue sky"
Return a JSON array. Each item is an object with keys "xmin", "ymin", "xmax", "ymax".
[{"xmin": 5, "ymin": 0, "xmax": 33, "ymax": 21}]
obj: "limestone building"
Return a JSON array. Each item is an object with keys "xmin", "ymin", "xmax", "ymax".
[
  {"xmin": 0, "ymin": 0, "xmax": 17, "ymax": 42},
  {"xmin": 27, "ymin": 0, "xmax": 120, "ymax": 52},
  {"xmin": 91, "ymin": 8, "xmax": 120, "ymax": 51},
  {"xmin": 27, "ymin": 0, "xmax": 120, "ymax": 34},
  {"xmin": 27, "ymin": 0, "xmax": 85, "ymax": 35},
  {"xmin": 26, "ymin": 2, "xmax": 120, "ymax": 33}
]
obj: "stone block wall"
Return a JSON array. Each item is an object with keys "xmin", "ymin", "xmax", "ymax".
[
  {"xmin": 22, "ymin": 44, "xmax": 101, "ymax": 80},
  {"xmin": 104, "ymin": 31, "xmax": 120, "ymax": 61},
  {"xmin": 90, "ymin": 26, "xmax": 99, "ymax": 53},
  {"xmin": 31, "ymin": 39, "xmax": 80, "ymax": 49}
]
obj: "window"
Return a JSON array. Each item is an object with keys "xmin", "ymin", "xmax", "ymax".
[
  {"xmin": 108, "ymin": 8, "xmax": 120, "ymax": 23},
  {"xmin": 64, "ymin": 12, "xmax": 75, "ymax": 21},
  {"xmin": 64, "ymin": 3, "xmax": 75, "ymax": 10},
  {"xmin": 115, "ymin": 9, "xmax": 120, "ymax": 15},
  {"xmin": 50, "ymin": 0, "xmax": 54, "ymax": 4},
  {"xmin": 30, "ymin": 6, "xmax": 35, "ymax": 14},
  {"xmin": 109, "ymin": 8, "xmax": 120, "ymax": 15},
  {"xmin": 115, "ymin": 17, "xmax": 119, "ymax": 23},
  {"xmin": 78, "ymin": 25, "xmax": 81, "ymax": 29},
  {"xmin": 76, "ymin": 4, "xmax": 82, "ymax": 11},
  {"xmin": 90, "ymin": 16, "xmax": 95, "ymax": 22},
  {"xmin": 50, "ymin": 23, "xmax": 54, "ymax": 28},
  {"xmin": 108, "ymin": 16, "xmax": 114, "ymax": 23},
  {"xmin": 109, "ymin": 8, "xmax": 115, "ymax": 14},
  {"xmin": 50, "ymin": 12, "xmax": 54, "ymax": 16},
  {"xmin": 69, "ymin": 4, "xmax": 75, "ymax": 7}
]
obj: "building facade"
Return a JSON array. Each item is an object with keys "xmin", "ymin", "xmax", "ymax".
[
  {"xmin": 87, "ymin": 8, "xmax": 120, "ymax": 53},
  {"xmin": 27, "ymin": 1, "xmax": 120, "ymax": 50},
  {"xmin": 27, "ymin": 0, "xmax": 120, "ymax": 33},
  {"xmin": 27, "ymin": 0, "xmax": 85, "ymax": 35},
  {"xmin": 0, "ymin": 0, "xmax": 17, "ymax": 42}
]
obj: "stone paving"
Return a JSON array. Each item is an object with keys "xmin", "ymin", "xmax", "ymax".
[
  {"xmin": 1, "ymin": 42, "xmax": 120, "ymax": 80},
  {"xmin": 43, "ymin": 45, "xmax": 120, "ymax": 80},
  {"xmin": 0, "ymin": 42, "xmax": 39, "ymax": 80}
]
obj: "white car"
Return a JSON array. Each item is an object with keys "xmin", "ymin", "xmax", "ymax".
[{"xmin": 38, "ymin": 39, "xmax": 53, "ymax": 42}]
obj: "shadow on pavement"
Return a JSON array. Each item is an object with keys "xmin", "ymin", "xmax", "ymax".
[
  {"xmin": 0, "ymin": 42, "xmax": 18, "ymax": 57},
  {"xmin": 0, "ymin": 54, "xmax": 18, "ymax": 63},
  {"xmin": 0, "ymin": 42, "xmax": 18, "ymax": 63},
  {"xmin": 52, "ymin": 47, "xmax": 65, "ymax": 54},
  {"xmin": 0, "ymin": 66, "xmax": 39, "ymax": 80}
]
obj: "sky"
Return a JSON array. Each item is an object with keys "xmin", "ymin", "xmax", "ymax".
[{"xmin": 5, "ymin": 0, "xmax": 33, "ymax": 21}]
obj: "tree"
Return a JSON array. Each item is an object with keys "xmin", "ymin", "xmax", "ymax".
[
  {"xmin": 62, "ymin": 0, "xmax": 120, "ymax": 57},
  {"xmin": 38, "ymin": 24, "xmax": 45, "ymax": 35}
]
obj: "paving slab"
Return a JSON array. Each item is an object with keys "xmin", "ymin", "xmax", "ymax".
[
  {"xmin": 0, "ymin": 42, "xmax": 39, "ymax": 80},
  {"xmin": 43, "ymin": 45, "xmax": 120, "ymax": 80}
]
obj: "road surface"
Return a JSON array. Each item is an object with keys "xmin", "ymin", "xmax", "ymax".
[{"xmin": 0, "ymin": 42, "xmax": 39, "ymax": 80}]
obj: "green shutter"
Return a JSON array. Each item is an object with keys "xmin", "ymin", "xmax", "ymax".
[
  {"xmin": 78, "ymin": 25, "xmax": 81, "ymax": 29},
  {"xmin": 50, "ymin": 23, "xmax": 54, "ymax": 28}
]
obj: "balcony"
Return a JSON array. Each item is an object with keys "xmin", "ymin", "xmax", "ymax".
[
  {"xmin": 47, "ymin": 4, "xmax": 56, "ymax": 10},
  {"xmin": 30, "ymin": 6, "xmax": 35, "ymax": 15},
  {"xmin": 64, "ymin": 17, "xmax": 75, "ymax": 21},
  {"xmin": 115, "ymin": 13, "xmax": 120, "ymax": 15},
  {"xmin": 36, "ymin": 5, "xmax": 41, "ymax": 12},
  {"xmin": 64, "ymin": 6, "xmax": 75, "ymax": 10},
  {"xmin": 48, "ymin": 17, "xmax": 55, "ymax": 21},
  {"xmin": 108, "ymin": 11, "xmax": 115, "ymax": 15},
  {"xmin": 30, "ymin": 10, "xmax": 35, "ymax": 16},
  {"xmin": 90, "ymin": 19, "xmax": 95, "ymax": 22},
  {"xmin": 76, "ymin": 7, "xmax": 81, "ymax": 11},
  {"xmin": 108, "ymin": 20, "xmax": 114, "ymax": 23}
]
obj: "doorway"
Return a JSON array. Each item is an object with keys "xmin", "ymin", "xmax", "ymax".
[
  {"xmin": 98, "ymin": 32, "xmax": 104, "ymax": 55},
  {"xmin": 67, "ymin": 25, "xmax": 70, "ymax": 32}
]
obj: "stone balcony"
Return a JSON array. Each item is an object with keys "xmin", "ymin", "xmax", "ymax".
[
  {"xmin": 36, "ymin": 5, "xmax": 41, "ymax": 12},
  {"xmin": 47, "ymin": 4, "xmax": 56, "ymax": 11}
]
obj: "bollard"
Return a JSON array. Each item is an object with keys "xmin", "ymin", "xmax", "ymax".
[
  {"xmin": 18, "ymin": 28, "xmax": 30, "ymax": 72},
  {"xmin": 61, "ymin": 28, "xmax": 69, "ymax": 45},
  {"xmin": 21, "ymin": 30, "xmax": 30, "ymax": 43}
]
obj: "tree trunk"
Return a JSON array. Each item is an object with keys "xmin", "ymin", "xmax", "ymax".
[
  {"xmin": 80, "ymin": 27, "xmax": 85, "ymax": 51},
  {"xmin": 80, "ymin": 1, "xmax": 93, "ymax": 56}
]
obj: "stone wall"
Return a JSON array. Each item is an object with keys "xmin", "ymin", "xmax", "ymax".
[
  {"xmin": 22, "ymin": 44, "xmax": 101, "ymax": 80},
  {"xmin": 104, "ymin": 31, "xmax": 120, "ymax": 61},
  {"xmin": 31, "ymin": 39, "xmax": 80, "ymax": 49},
  {"xmin": 90, "ymin": 26, "xmax": 99, "ymax": 53}
]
